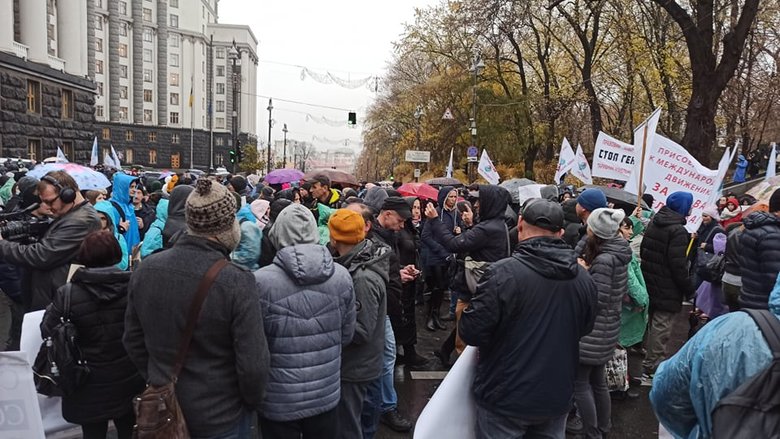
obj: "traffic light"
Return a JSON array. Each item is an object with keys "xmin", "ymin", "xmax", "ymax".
[
  {"xmin": 236, "ymin": 147, "xmax": 243, "ymax": 163},
  {"xmin": 347, "ymin": 112, "xmax": 357, "ymax": 126},
  {"xmin": 229, "ymin": 149, "xmax": 236, "ymax": 164}
]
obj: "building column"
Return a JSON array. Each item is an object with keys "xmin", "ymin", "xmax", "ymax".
[
  {"xmin": 19, "ymin": 0, "xmax": 47, "ymax": 63},
  {"xmin": 0, "ymin": 0, "xmax": 13, "ymax": 54},
  {"xmin": 79, "ymin": 0, "xmax": 88, "ymax": 75},
  {"xmin": 58, "ymin": 0, "xmax": 83, "ymax": 75}
]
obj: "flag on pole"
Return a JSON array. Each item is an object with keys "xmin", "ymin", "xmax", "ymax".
[
  {"xmin": 477, "ymin": 149, "xmax": 500, "ymax": 185},
  {"xmin": 624, "ymin": 108, "xmax": 662, "ymax": 195},
  {"xmin": 56, "ymin": 146, "xmax": 69, "ymax": 163},
  {"xmin": 103, "ymin": 152, "xmax": 115, "ymax": 168},
  {"xmin": 90, "ymin": 136, "xmax": 98, "ymax": 167},
  {"xmin": 188, "ymin": 79, "xmax": 194, "ymax": 108},
  {"xmin": 554, "ymin": 137, "xmax": 576, "ymax": 184},
  {"xmin": 445, "ymin": 148, "xmax": 454, "ymax": 178},
  {"xmin": 571, "ymin": 144, "xmax": 593, "ymax": 184},
  {"xmin": 110, "ymin": 145, "xmax": 122, "ymax": 169},
  {"xmin": 767, "ymin": 142, "xmax": 777, "ymax": 180},
  {"xmin": 708, "ymin": 146, "xmax": 733, "ymax": 206}
]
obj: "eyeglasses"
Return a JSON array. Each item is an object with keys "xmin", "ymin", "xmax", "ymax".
[{"xmin": 40, "ymin": 195, "xmax": 60, "ymax": 206}]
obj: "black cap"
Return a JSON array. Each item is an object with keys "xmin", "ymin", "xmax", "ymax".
[
  {"xmin": 381, "ymin": 196, "xmax": 412, "ymax": 220},
  {"xmin": 521, "ymin": 199, "xmax": 564, "ymax": 232}
]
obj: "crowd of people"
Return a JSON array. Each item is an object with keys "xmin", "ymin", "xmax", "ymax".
[{"xmin": 0, "ymin": 159, "xmax": 779, "ymax": 439}]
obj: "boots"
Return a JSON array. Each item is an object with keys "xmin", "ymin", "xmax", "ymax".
[
  {"xmin": 425, "ymin": 302, "xmax": 437, "ymax": 331},
  {"xmin": 432, "ymin": 312, "xmax": 446, "ymax": 330}
]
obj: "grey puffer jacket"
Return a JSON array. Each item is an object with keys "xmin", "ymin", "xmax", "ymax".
[
  {"xmin": 579, "ymin": 236, "xmax": 632, "ymax": 365},
  {"xmin": 254, "ymin": 243, "xmax": 355, "ymax": 422}
]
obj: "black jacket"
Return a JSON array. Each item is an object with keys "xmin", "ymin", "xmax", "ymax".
[
  {"xmin": 723, "ymin": 225, "xmax": 743, "ymax": 277},
  {"xmin": 640, "ymin": 207, "xmax": 694, "ymax": 313},
  {"xmin": 459, "ymin": 237, "xmax": 597, "ymax": 418},
  {"xmin": 562, "ymin": 199, "xmax": 583, "ymax": 249},
  {"xmin": 41, "ymin": 267, "xmax": 144, "ymax": 424},
  {"xmin": 134, "ymin": 201, "xmax": 156, "ymax": 240},
  {"xmin": 161, "ymin": 185, "xmax": 193, "ymax": 248},
  {"xmin": 738, "ymin": 212, "xmax": 780, "ymax": 309},
  {"xmin": 394, "ymin": 214, "xmax": 420, "ymax": 346},
  {"xmin": 421, "ymin": 186, "xmax": 460, "ymax": 267},
  {"xmin": 369, "ymin": 221, "xmax": 403, "ymax": 317}
]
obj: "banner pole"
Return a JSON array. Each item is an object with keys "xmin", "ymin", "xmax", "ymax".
[{"xmin": 636, "ymin": 124, "xmax": 649, "ymax": 208}]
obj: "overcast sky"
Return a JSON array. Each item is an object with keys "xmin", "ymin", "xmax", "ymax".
[{"xmin": 217, "ymin": 0, "xmax": 439, "ymax": 154}]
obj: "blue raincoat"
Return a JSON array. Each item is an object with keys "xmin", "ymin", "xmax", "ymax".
[
  {"xmin": 732, "ymin": 154, "xmax": 748, "ymax": 183},
  {"xmin": 650, "ymin": 273, "xmax": 780, "ymax": 438},
  {"xmin": 94, "ymin": 201, "xmax": 129, "ymax": 270},
  {"xmin": 109, "ymin": 173, "xmax": 141, "ymax": 251},
  {"xmin": 140, "ymin": 199, "xmax": 169, "ymax": 258},
  {"xmin": 231, "ymin": 204, "xmax": 262, "ymax": 270}
]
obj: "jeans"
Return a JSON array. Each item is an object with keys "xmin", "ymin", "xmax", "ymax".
[
  {"xmin": 361, "ymin": 378, "xmax": 382, "ymax": 439},
  {"xmin": 338, "ymin": 381, "xmax": 370, "ymax": 439},
  {"xmin": 574, "ymin": 363, "xmax": 611, "ymax": 439},
  {"xmin": 193, "ymin": 411, "xmax": 253, "ymax": 439},
  {"xmin": 475, "ymin": 405, "xmax": 567, "ymax": 439},
  {"xmin": 643, "ymin": 309, "xmax": 677, "ymax": 373},
  {"xmin": 0, "ymin": 291, "xmax": 12, "ymax": 351},
  {"xmin": 380, "ymin": 316, "xmax": 397, "ymax": 412},
  {"xmin": 260, "ymin": 407, "xmax": 338, "ymax": 439},
  {"xmin": 448, "ymin": 290, "xmax": 457, "ymax": 317},
  {"xmin": 80, "ymin": 411, "xmax": 135, "ymax": 439}
]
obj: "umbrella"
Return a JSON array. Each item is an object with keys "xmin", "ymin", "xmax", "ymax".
[
  {"xmin": 426, "ymin": 177, "xmax": 463, "ymax": 187},
  {"xmin": 397, "ymin": 182, "xmax": 439, "ymax": 201},
  {"xmin": 580, "ymin": 185, "xmax": 649, "ymax": 210},
  {"xmin": 500, "ymin": 178, "xmax": 537, "ymax": 203},
  {"xmin": 28, "ymin": 163, "xmax": 111, "ymax": 190},
  {"xmin": 265, "ymin": 168, "xmax": 304, "ymax": 185},
  {"xmin": 303, "ymin": 169, "xmax": 359, "ymax": 187}
]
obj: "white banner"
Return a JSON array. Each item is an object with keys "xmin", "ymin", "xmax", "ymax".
[
  {"xmin": 625, "ymin": 108, "xmax": 662, "ymax": 194},
  {"xmin": 592, "ymin": 131, "xmax": 635, "ymax": 181},
  {"xmin": 554, "ymin": 138, "xmax": 576, "ymax": 183},
  {"xmin": 445, "ymin": 148, "xmax": 453, "ymax": 178},
  {"xmin": 640, "ymin": 135, "xmax": 720, "ymax": 232},
  {"xmin": 572, "ymin": 144, "xmax": 593, "ymax": 184},
  {"xmin": 517, "ymin": 184, "xmax": 547, "ymax": 206},
  {"xmin": 89, "ymin": 137, "xmax": 99, "ymax": 167},
  {"xmin": 477, "ymin": 150, "xmax": 500, "ymax": 185},
  {"xmin": 767, "ymin": 142, "xmax": 776, "ymax": 180}
]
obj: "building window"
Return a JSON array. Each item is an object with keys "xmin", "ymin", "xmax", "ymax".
[
  {"xmin": 61, "ymin": 142, "xmax": 73, "ymax": 161},
  {"xmin": 118, "ymin": 43, "xmax": 127, "ymax": 58},
  {"xmin": 149, "ymin": 149, "xmax": 157, "ymax": 164},
  {"xmin": 170, "ymin": 112, "xmax": 179, "ymax": 124},
  {"xmin": 171, "ymin": 153, "xmax": 180, "ymax": 168},
  {"xmin": 143, "ymin": 89, "xmax": 153, "ymax": 102},
  {"xmin": 143, "ymin": 48, "xmax": 152, "ymax": 63},
  {"xmin": 170, "ymin": 53, "xmax": 179, "ymax": 67},
  {"xmin": 170, "ymin": 0, "xmax": 178, "ymax": 7},
  {"xmin": 119, "ymin": 86, "xmax": 128, "ymax": 99},
  {"xmin": 143, "ymin": 8, "xmax": 152, "ymax": 22},
  {"xmin": 120, "ymin": 22, "xmax": 128, "ymax": 36},
  {"xmin": 102, "ymin": 128, "xmax": 111, "ymax": 139},
  {"xmin": 27, "ymin": 80, "xmax": 40, "ymax": 114},
  {"xmin": 119, "ymin": 1, "xmax": 127, "ymax": 15},
  {"xmin": 61, "ymin": 89, "xmax": 73, "ymax": 119},
  {"xmin": 97, "ymin": 82, "xmax": 103, "ymax": 95},
  {"xmin": 95, "ymin": 16, "xmax": 102, "ymax": 30},
  {"xmin": 170, "ymin": 14, "xmax": 178, "ymax": 28},
  {"xmin": 216, "ymin": 83, "xmax": 225, "ymax": 94},
  {"xmin": 28, "ymin": 139, "xmax": 42, "ymax": 161},
  {"xmin": 119, "ymin": 106, "xmax": 128, "ymax": 120},
  {"xmin": 215, "ymin": 117, "xmax": 225, "ymax": 129},
  {"xmin": 172, "ymin": 133, "xmax": 180, "ymax": 144},
  {"xmin": 96, "ymin": 60, "xmax": 103, "ymax": 74},
  {"xmin": 170, "ymin": 34, "xmax": 180, "ymax": 48},
  {"xmin": 96, "ymin": 105, "xmax": 104, "ymax": 117},
  {"xmin": 120, "ymin": 65, "xmax": 128, "ymax": 78},
  {"xmin": 144, "ymin": 110, "xmax": 153, "ymax": 122},
  {"xmin": 125, "ymin": 130, "xmax": 134, "ymax": 141},
  {"xmin": 216, "ymin": 137, "xmax": 224, "ymax": 146},
  {"xmin": 170, "ymin": 93, "xmax": 179, "ymax": 105},
  {"xmin": 216, "ymin": 47, "xmax": 225, "ymax": 59},
  {"xmin": 96, "ymin": 38, "xmax": 103, "ymax": 52},
  {"xmin": 125, "ymin": 148, "xmax": 134, "ymax": 163},
  {"xmin": 216, "ymin": 100, "xmax": 225, "ymax": 112},
  {"xmin": 170, "ymin": 73, "xmax": 179, "ymax": 86},
  {"xmin": 144, "ymin": 69, "xmax": 153, "ymax": 82},
  {"xmin": 143, "ymin": 28, "xmax": 153, "ymax": 42},
  {"xmin": 148, "ymin": 132, "xmax": 157, "ymax": 142},
  {"xmin": 216, "ymin": 65, "xmax": 225, "ymax": 77}
]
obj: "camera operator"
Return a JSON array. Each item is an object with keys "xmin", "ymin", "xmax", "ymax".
[{"xmin": 0, "ymin": 171, "xmax": 100, "ymax": 312}]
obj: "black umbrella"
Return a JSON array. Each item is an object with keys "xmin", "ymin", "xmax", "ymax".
[
  {"xmin": 580, "ymin": 185, "xmax": 649, "ymax": 210},
  {"xmin": 500, "ymin": 178, "xmax": 537, "ymax": 204}
]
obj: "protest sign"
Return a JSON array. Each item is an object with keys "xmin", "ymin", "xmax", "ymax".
[{"xmin": 592, "ymin": 132, "xmax": 635, "ymax": 181}]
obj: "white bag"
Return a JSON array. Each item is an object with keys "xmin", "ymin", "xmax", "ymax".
[
  {"xmin": 0, "ymin": 351, "xmax": 46, "ymax": 438},
  {"xmin": 413, "ymin": 346, "xmax": 478, "ymax": 439}
]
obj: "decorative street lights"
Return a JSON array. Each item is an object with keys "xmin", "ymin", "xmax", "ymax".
[
  {"xmin": 228, "ymin": 41, "xmax": 241, "ymax": 174},
  {"xmin": 282, "ymin": 123, "xmax": 288, "ymax": 169},
  {"xmin": 469, "ymin": 51, "xmax": 485, "ymax": 183}
]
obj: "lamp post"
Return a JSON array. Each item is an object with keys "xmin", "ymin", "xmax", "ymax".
[
  {"xmin": 266, "ymin": 98, "xmax": 273, "ymax": 175},
  {"xmin": 374, "ymin": 146, "xmax": 379, "ymax": 181},
  {"xmin": 227, "ymin": 41, "xmax": 241, "ymax": 174},
  {"xmin": 469, "ymin": 51, "xmax": 485, "ymax": 183},
  {"xmin": 282, "ymin": 123, "xmax": 288, "ymax": 169},
  {"xmin": 414, "ymin": 105, "xmax": 423, "ymax": 181}
]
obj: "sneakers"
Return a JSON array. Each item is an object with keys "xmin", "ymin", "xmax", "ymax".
[{"xmin": 381, "ymin": 409, "xmax": 413, "ymax": 432}]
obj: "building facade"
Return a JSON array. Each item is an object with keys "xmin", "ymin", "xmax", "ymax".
[
  {"xmin": 0, "ymin": 0, "xmax": 96, "ymax": 162},
  {"xmin": 307, "ymin": 147, "xmax": 356, "ymax": 174},
  {"xmin": 92, "ymin": 0, "xmax": 258, "ymax": 170}
]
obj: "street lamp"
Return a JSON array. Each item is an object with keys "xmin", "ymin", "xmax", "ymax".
[
  {"xmin": 374, "ymin": 146, "xmax": 379, "ymax": 181},
  {"xmin": 414, "ymin": 106, "xmax": 424, "ymax": 181},
  {"xmin": 282, "ymin": 123, "xmax": 288, "ymax": 169},
  {"xmin": 266, "ymin": 98, "xmax": 273, "ymax": 175},
  {"xmin": 469, "ymin": 52, "xmax": 485, "ymax": 183},
  {"xmin": 227, "ymin": 41, "xmax": 241, "ymax": 174}
]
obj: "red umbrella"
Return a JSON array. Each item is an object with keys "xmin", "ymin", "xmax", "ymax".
[{"xmin": 397, "ymin": 182, "xmax": 439, "ymax": 201}]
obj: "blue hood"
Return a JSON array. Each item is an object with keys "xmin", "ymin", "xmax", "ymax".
[
  {"xmin": 155, "ymin": 199, "xmax": 169, "ymax": 224},
  {"xmin": 110, "ymin": 173, "xmax": 139, "ymax": 205},
  {"xmin": 237, "ymin": 204, "xmax": 256, "ymax": 223},
  {"xmin": 94, "ymin": 200, "xmax": 121, "ymax": 236}
]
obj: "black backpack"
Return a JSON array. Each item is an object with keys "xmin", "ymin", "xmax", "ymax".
[
  {"xmin": 32, "ymin": 284, "xmax": 90, "ymax": 396},
  {"xmin": 700, "ymin": 252, "xmax": 726, "ymax": 283},
  {"xmin": 711, "ymin": 309, "xmax": 780, "ymax": 438}
]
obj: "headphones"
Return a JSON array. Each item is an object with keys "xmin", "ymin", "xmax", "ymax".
[{"xmin": 41, "ymin": 175, "xmax": 77, "ymax": 204}]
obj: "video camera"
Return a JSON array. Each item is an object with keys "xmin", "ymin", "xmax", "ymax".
[{"xmin": 0, "ymin": 203, "xmax": 52, "ymax": 243}]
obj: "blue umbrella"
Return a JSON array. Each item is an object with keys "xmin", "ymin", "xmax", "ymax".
[{"xmin": 28, "ymin": 163, "xmax": 112, "ymax": 190}]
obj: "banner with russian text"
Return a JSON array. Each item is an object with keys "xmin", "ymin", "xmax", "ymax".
[{"xmin": 592, "ymin": 131, "xmax": 635, "ymax": 181}]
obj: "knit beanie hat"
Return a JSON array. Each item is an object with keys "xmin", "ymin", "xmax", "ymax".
[
  {"xmin": 577, "ymin": 188, "xmax": 608, "ymax": 212},
  {"xmin": 328, "ymin": 209, "xmax": 366, "ymax": 245},
  {"xmin": 186, "ymin": 179, "xmax": 240, "ymax": 250},
  {"xmin": 587, "ymin": 208, "xmax": 626, "ymax": 239},
  {"xmin": 770, "ymin": 188, "xmax": 780, "ymax": 213},
  {"xmin": 229, "ymin": 175, "xmax": 247, "ymax": 193},
  {"xmin": 702, "ymin": 205, "xmax": 720, "ymax": 222},
  {"xmin": 666, "ymin": 191, "xmax": 694, "ymax": 216},
  {"xmin": 150, "ymin": 180, "xmax": 162, "ymax": 193}
]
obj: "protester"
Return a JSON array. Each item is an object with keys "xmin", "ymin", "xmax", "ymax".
[
  {"xmin": 84, "ymin": 189, "xmax": 107, "ymax": 206},
  {"xmin": 573, "ymin": 188, "xmax": 608, "ymax": 248},
  {"xmin": 132, "ymin": 185, "xmax": 155, "ymax": 240},
  {"xmin": 618, "ymin": 216, "xmax": 649, "ymax": 395},
  {"xmin": 250, "ymin": 198, "xmax": 271, "ymax": 230},
  {"xmin": 139, "ymin": 198, "xmax": 168, "ymax": 258},
  {"xmin": 41, "ymin": 230, "xmax": 144, "ymax": 439},
  {"xmin": 306, "ymin": 174, "xmax": 342, "ymax": 212},
  {"xmin": 738, "ymin": 188, "xmax": 780, "ymax": 309},
  {"xmin": 562, "ymin": 198, "xmax": 582, "ymax": 248},
  {"xmin": 421, "ymin": 186, "xmax": 460, "ymax": 329},
  {"xmin": 259, "ymin": 198, "xmax": 293, "ymax": 268},
  {"xmin": 732, "ymin": 154, "xmax": 748, "ymax": 183},
  {"xmin": 0, "ymin": 171, "xmax": 101, "ymax": 311},
  {"xmin": 719, "ymin": 197, "xmax": 742, "ymax": 227},
  {"xmin": 94, "ymin": 201, "xmax": 129, "ymax": 270},
  {"xmin": 330, "ymin": 208, "xmax": 389, "ymax": 439},
  {"xmin": 160, "ymin": 184, "xmax": 193, "ymax": 248},
  {"xmin": 231, "ymin": 203, "xmax": 262, "ymax": 271},
  {"xmin": 459, "ymin": 199, "xmax": 597, "ymax": 438},
  {"xmin": 124, "ymin": 179, "xmax": 270, "ymax": 437},
  {"xmin": 108, "ymin": 172, "xmax": 141, "ymax": 251},
  {"xmin": 254, "ymin": 203, "xmax": 356, "ymax": 438},
  {"xmin": 640, "ymin": 191, "xmax": 695, "ymax": 379},
  {"xmin": 722, "ymin": 222, "xmax": 744, "ymax": 310},
  {"xmin": 694, "ymin": 233, "xmax": 728, "ymax": 319}
]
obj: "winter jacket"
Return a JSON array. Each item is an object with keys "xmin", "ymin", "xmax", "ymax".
[
  {"xmin": 370, "ymin": 221, "xmax": 403, "ymax": 317},
  {"xmin": 738, "ymin": 211, "xmax": 780, "ymax": 309},
  {"xmin": 0, "ymin": 201, "xmax": 101, "ymax": 311},
  {"xmin": 459, "ymin": 236, "xmax": 597, "ymax": 418},
  {"xmin": 123, "ymin": 235, "xmax": 270, "ymax": 438},
  {"xmin": 317, "ymin": 203, "xmax": 336, "ymax": 245},
  {"xmin": 133, "ymin": 201, "xmax": 156, "ymax": 240},
  {"xmin": 94, "ymin": 201, "xmax": 129, "ymax": 270},
  {"xmin": 394, "ymin": 202, "xmax": 420, "ymax": 346},
  {"xmin": 640, "ymin": 206, "xmax": 694, "ymax": 313},
  {"xmin": 723, "ymin": 224, "xmax": 743, "ymax": 278},
  {"xmin": 621, "ymin": 253, "xmax": 649, "ymax": 347},
  {"xmin": 579, "ymin": 236, "xmax": 632, "ymax": 365},
  {"xmin": 109, "ymin": 173, "xmax": 141, "ymax": 251},
  {"xmin": 41, "ymin": 267, "xmax": 144, "ymax": 424},
  {"xmin": 732, "ymin": 154, "xmax": 748, "ymax": 183},
  {"xmin": 254, "ymin": 244, "xmax": 355, "ymax": 422},
  {"xmin": 161, "ymin": 184, "xmax": 193, "ymax": 248},
  {"xmin": 562, "ymin": 199, "xmax": 582, "ymax": 249},
  {"xmin": 140, "ymin": 199, "xmax": 169, "ymax": 258},
  {"xmin": 334, "ymin": 239, "xmax": 389, "ymax": 382},
  {"xmin": 231, "ymin": 205, "xmax": 262, "ymax": 270},
  {"xmin": 650, "ymin": 273, "xmax": 780, "ymax": 439},
  {"xmin": 421, "ymin": 186, "xmax": 461, "ymax": 267},
  {"xmin": 0, "ymin": 176, "xmax": 14, "ymax": 205}
]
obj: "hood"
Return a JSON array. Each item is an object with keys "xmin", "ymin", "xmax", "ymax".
[
  {"xmin": 269, "ymin": 203, "xmax": 319, "ymax": 249},
  {"xmin": 599, "ymin": 236, "xmax": 633, "ymax": 265},
  {"xmin": 71, "ymin": 267, "xmax": 131, "ymax": 302},
  {"xmin": 275, "ymin": 188, "xmax": 297, "ymax": 202},
  {"xmin": 651, "ymin": 206, "xmax": 687, "ymax": 227},
  {"xmin": 166, "ymin": 184, "xmax": 194, "ymax": 221},
  {"xmin": 437, "ymin": 186, "xmax": 457, "ymax": 210},
  {"xmin": 477, "ymin": 185, "xmax": 510, "ymax": 220},
  {"xmin": 364, "ymin": 186, "xmax": 389, "ymax": 213},
  {"xmin": 335, "ymin": 238, "xmax": 391, "ymax": 283},
  {"xmin": 154, "ymin": 198, "xmax": 169, "ymax": 224},
  {"xmin": 110, "ymin": 173, "xmax": 139, "ymax": 205},
  {"xmin": 504, "ymin": 205, "xmax": 518, "ymax": 229},
  {"xmin": 727, "ymin": 197, "xmax": 740, "ymax": 209},
  {"xmin": 94, "ymin": 200, "xmax": 120, "ymax": 234},
  {"xmin": 562, "ymin": 198, "xmax": 580, "ymax": 223},
  {"xmin": 236, "ymin": 204, "xmax": 256, "ymax": 223},
  {"xmin": 743, "ymin": 211, "xmax": 780, "ymax": 231},
  {"xmin": 514, "ymin": 236, "xmax": 580, "ymax": 280},
  {"xmin": 274, "ymin": 243, "xmax": 335, "ymax": 286}
]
